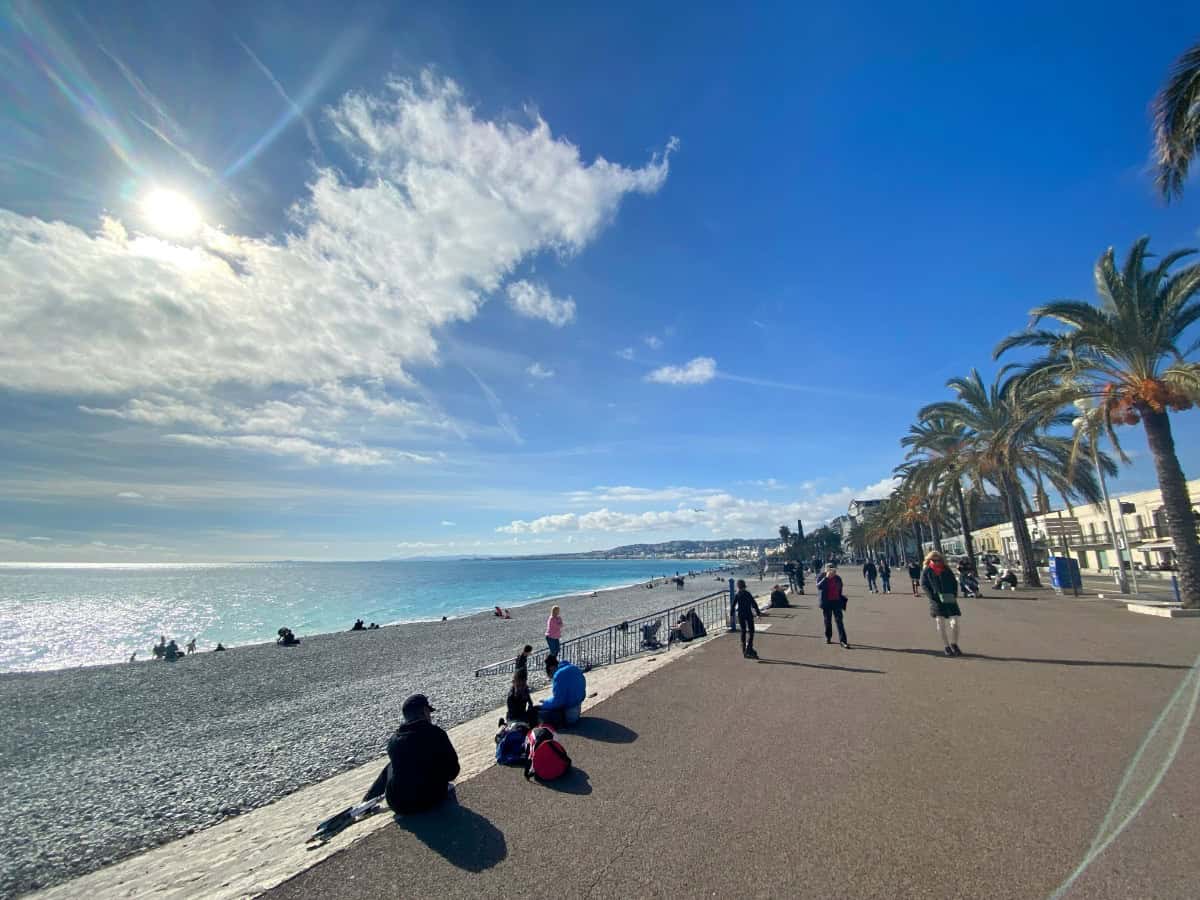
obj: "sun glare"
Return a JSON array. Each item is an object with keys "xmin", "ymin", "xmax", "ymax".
[{"xmin": 141, "ymin": 188, "xmax": 202, "ymax": 237}]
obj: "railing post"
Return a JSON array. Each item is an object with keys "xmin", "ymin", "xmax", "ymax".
[
  {"xmin": 728, "ymin": 578, "xmax": 737, "ymax": 631},
  {"xmin": 1172, "ymin": 575, "xmax": 1182, "ymax": 605},
  {"xmin": 608, "ymin": 626, "xmax": 615, "ymax": 666}
]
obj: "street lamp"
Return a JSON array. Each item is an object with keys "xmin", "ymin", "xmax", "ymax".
[{"xmin": 1073, "ymin": 401, "xmax": 1129, "ymax": 593}]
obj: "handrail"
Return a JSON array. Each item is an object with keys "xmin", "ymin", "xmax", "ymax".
[{"xmin": 474, "ymin": 589, "xmax": 730, "ymax": 679}]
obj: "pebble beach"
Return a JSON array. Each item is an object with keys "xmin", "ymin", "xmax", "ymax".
[{"xmin": 0, "ymin": 567, "xmax": 753, "ymax": 896}]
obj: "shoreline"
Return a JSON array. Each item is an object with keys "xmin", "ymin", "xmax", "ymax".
[
  {"xmin": 0, "ymin": 564, "xmax": 758, "ymax": 896},
  {"xmin": 0, "ymin": 559, "xmax": 737, "ymax": 676}
]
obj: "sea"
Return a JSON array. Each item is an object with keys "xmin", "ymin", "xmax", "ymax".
[{"xmin": 0, "ymin": 558, "xmax": 726, "ymax": 673}]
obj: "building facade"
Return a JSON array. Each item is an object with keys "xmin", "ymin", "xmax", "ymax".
[{"xmin": 936, "ymin": 480, "xmax": 1200, "ymax": 573}]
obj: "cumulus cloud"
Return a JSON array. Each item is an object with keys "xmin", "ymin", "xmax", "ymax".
[
  {"xmin": 645, "ymin": 357, "xmax": 717, "ymax": 386},
  {"xmin": 526, "ymin": 362, "xmax": 555, "ymax": 379},
  {"xmin": 506, "ymin": 281, "xmax": 576, "ymax": 327},
  {"xmin": 498, "ymin": 479, "xmax": 888, "ymax": 536},
  {"xmin": 1, "ymin": 71, "xmax": 672, "ymax": 464}
]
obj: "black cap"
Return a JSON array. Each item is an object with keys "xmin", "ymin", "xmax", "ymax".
[{"xmin": 402, "ymin": 693, "xmax": 435, "ymax": 717}]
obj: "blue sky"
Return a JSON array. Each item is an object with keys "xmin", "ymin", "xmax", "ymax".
[{"xmin": 2, "ymin": 0, "xmax": 1199, "ymax": 561}]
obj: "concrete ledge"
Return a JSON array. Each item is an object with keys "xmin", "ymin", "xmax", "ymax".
[{"xmin": 1126, "ymin": 603, "xmax": 1200, "ymax": 618}]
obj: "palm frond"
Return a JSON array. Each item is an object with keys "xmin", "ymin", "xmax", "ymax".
[{"xmin": 1153, "ymin": 39, "xmax": 1200, "ymax": 201}]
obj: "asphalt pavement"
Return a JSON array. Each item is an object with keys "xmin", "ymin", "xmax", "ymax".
[{"xmin": 267, "ymin": 571, "xmax": 1200, "ymax": 900}]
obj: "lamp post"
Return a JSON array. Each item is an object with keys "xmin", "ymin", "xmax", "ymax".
[{"xmin": 1073, "ymin": 403, "xmax": 1128, "ymax": 594}]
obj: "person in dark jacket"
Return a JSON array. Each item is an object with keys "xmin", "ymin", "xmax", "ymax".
[
  {"xmin": 878, "ymin": 560, "xmax": 892, "ymax": 593},
  {"xmin": 816, "ymin": 564, "xmax": 850, "ymax": 648},
  {"xmin": 921, "ymin": 550, "xmax": 963, "ymax": 657},
  {"xmin": 514, "ymin": 644, "xmax": 533, "ymax": 676},
  {"xmin": 907, "ymin": 560, "xmax": 922, "ymax": 596},
  {"xmin": 732, "ymin": 579, "xmax": 762, "ymax": 658},
  {"xmin": 862, "ymin": 559, "xmax": 878, "ymax": 593},
  {"xmin": 506, "ymin": 670, "xmax": 536, "ymax": 727},
  {"xmin": 364, "ymin": 693, "xmax": 460, "ymax": 814},
  {"xmin": 769, "ymin": 584, "xmax": 789, "ymax": 608}
]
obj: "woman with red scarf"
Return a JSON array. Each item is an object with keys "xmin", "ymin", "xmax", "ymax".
[{"xmin": 920, "ymin": 550, "xmax": 962, "ymax": 656}]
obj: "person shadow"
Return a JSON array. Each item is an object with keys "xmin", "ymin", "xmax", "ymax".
[
  {"xmin": 565, "ymin": 716, "xmax": 638, "ymax": 743},
  {"xmin": 757, "ymin": 658, "xmax": 885, "ymax": 674},
  {"xmin": 395, "ymin": 799, "xmax": 507, "ymax": 872}
]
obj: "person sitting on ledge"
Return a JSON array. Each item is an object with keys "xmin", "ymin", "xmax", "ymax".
[
  {"xmin": 507, "ymin": 670, "xmax": 537, "ymax": 727},
  {"xmin": 351, "ymin": 619, "xmax": 365, "ymax": 631},
  {"xmin": 277, "ymin": 627, "xmax": 300, "ymax": 646},
  {"xmin": 770, "ymin": 584, "xmax": 789, "ymax": 608},
  {"xmin": 364, "ymin": 694, "xmax": 460, "ymax": 815},
  {"xmin": 537, "ymin": 654, "xmax": 586, "ymax": 728}
]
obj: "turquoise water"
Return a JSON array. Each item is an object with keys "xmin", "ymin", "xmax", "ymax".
[{"xmin": 0, "ymin": 558, "xmax": 724, "ymax": 673}]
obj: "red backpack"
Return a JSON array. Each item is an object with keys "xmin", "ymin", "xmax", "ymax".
[{"xmin": 523, "ymin": 725, "xmax": 571, "ymax": 781}]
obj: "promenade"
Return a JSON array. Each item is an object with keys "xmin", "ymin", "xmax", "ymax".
[{"xmin": 270, "ymin": 570, "xmax": 1199, "ymax": 900}]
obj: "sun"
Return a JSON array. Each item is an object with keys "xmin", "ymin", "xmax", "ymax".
[{"xmin": 141, "ymin": 188, "xmax": 202, "ymax": 237}]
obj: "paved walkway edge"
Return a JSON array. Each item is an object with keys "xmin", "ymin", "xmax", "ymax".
[{"xmin": 33, "ymin": 622, "xmax": 765, "ymax": 900}]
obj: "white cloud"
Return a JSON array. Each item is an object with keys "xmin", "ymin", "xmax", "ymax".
[
  {"xmin": 645, "ymin": 357, "xmax": 716, "ymax": 386},
  {"xmin": 643, "ymin": 335, "xmax": 663, "ymax": 349},
  {"xmin": 440, "ymin": 520, "xmax": 456, "ymax": 526},
  {"xmin": 859, "ymin": 476, "xmax": 900, "ymax": 500},
  {"xmin": 498, "ymin": 478, "xmax": 888, "ymax": 537},
  {"xmin": 116, "ymin": 491, "xmax": 144, "ymax": 500},
  {"xmin": 164, "ymin": 433, "xmax": 396, "ymax": 466},
  {"xmin": 505, "ymin": 281, "xmax": 576, "ymax": 327},
  {"xmin": 526, "ymin": 362, "xmax": 555, "ymax": 379},
  {"xmin": 1, "ymin": 71, "xmax": 672, "ymax": 465},
  {"xmin": 617, "ymin": 347, "xmax": 635, "ymax": 360}
]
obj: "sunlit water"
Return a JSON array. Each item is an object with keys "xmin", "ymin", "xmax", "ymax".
[{"xmin": 0, "ymin": 558, "xmax": 724, "ymax": 673}]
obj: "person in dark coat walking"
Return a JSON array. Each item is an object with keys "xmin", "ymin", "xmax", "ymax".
[
  {"xmin": 364, "ymin": 694, "xmax": 460, "ymax": 814},
  {"xmin": 816, "ymin": 564, "xmax": 850, "ymax": 648},
  {"xmin": 862, "ymin": 559, "xmax": 878, "ymax": 593},
  {"xmin": 878, "ymin": 560, "xmax": 892, "ymax": 593},
  {"xmin": 732, "ymin": 579, "xmax": 762, "ymax": 658},
  {"xmin": 921, "ymin": 550, "xmax": 963, "ymax": 657}
]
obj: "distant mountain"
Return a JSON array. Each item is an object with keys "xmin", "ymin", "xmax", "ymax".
[{"xmin": 507, "ymin": 537, "xmax": 778, "ymax": 560}]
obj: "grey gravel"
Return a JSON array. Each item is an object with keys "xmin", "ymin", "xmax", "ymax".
[{"xmin": 0, "ymin": 567, "xmax": 752, "ymax": 896}]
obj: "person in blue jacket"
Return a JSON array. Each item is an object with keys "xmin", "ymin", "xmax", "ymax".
[{"xmin": 537, "ymin": 654, "xmax": 586, "ymax": 728}]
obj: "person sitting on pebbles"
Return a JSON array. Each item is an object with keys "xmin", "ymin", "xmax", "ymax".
[{"xmin": 364, "ymin": 694, "xmax": 460, "ymax": 815}]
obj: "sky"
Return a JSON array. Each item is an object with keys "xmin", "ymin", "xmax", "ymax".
[{"xmin": 2, "ymin": 0, "xmax": 1200, "ymax": 562}]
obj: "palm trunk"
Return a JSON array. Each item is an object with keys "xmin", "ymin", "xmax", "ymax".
[
  {"xmin": 1141, "ymin": 409, "xmax": 1200, "ymax": 608},
  {"xmin": 953, "ymin": 479, "xmax": 977, "ymax": 572},
  {"xmin": 1001, "ymin": 470, "xmax": 1041, "ymax": 587},
  {"xmin": 912, "ymin": 524, "xmax": 923, "ymax": 560},
  {"xmin": 930, "ymin": 514, "xmax": 943, "ymax": 552}
]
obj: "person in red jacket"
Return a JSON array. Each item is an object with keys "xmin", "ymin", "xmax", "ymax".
[{"xmin": 816, "ymin": 564, "xmax": 850, "ymax": 648}]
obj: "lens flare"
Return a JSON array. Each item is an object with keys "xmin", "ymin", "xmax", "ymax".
[{"xmin": 141, "ymin": 188, "xmax": 202, "ymax": 237}]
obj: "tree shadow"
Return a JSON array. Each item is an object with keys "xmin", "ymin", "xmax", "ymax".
[
  {"xmin": 394, "ymin": 800, "xmax": 507, "ymax": 872},
  {"xmin": 566, "ymin": 716, "xmax": 638, "ymax": 743},
  {"xmin": 850, "ymin": 644, "xmax": 1191, "ymax": 669},
  {"xmin": 535, "ymin": 766, "xmax": 592, "ymax": 795},
  {"xmin": 756, "ymin": 658, "xmax": 885, "ymax": 674}
]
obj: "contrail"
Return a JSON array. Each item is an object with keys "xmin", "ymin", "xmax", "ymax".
[
  {"xmin": 462, "ymin": 366, "xmax": 523, "ymax": 446},
  {"xmin": 236, "ymin": 38, "xmax": 323, "ymax": 159}
]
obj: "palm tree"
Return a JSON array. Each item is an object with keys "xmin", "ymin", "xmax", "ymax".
[
  {"xmin": 899, "ymin": 417, "xmax": 980, "ymax": 573},
  {"xmin": 920, "ymin": 370, "xmax": 1109, "ymax": 587},
  {"xmin": 1152, "ymin": 39, "xmax": 1200, "ymax": 201},
  {"xmin": 995, "ymin": 237, "xmax": 1200, "ymax": 606}
]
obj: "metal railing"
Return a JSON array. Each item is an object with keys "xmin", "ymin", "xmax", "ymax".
[{"xmin": 475, "ymin": 589, "xmax": 732, "ymax": 681}]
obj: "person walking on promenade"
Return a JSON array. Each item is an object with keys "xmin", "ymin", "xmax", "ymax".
[
  {"xmin": 921, "ymin": 550, "xmax": 963, "ymax": 657},
  {"xmin": 732, "ymin": 579, "xmax": 762, "ymax": 659},
  {"xmin": 817, "ymin": 564, "xmax": 850, "ymax": 648},
  {"xmin": 878, "ymin": 560, "xmax": 892, "ymax": 594},
  {"xmin": 907, "ymin": 560, "xmax": 922, "ymax": 596},
  {"xmin": 862, "ymin": 559, "xmax": 878, "ymax": 593},
  {"xmin": 545, "ymin": 606, "xmax": 563, "ymax": 656}
]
